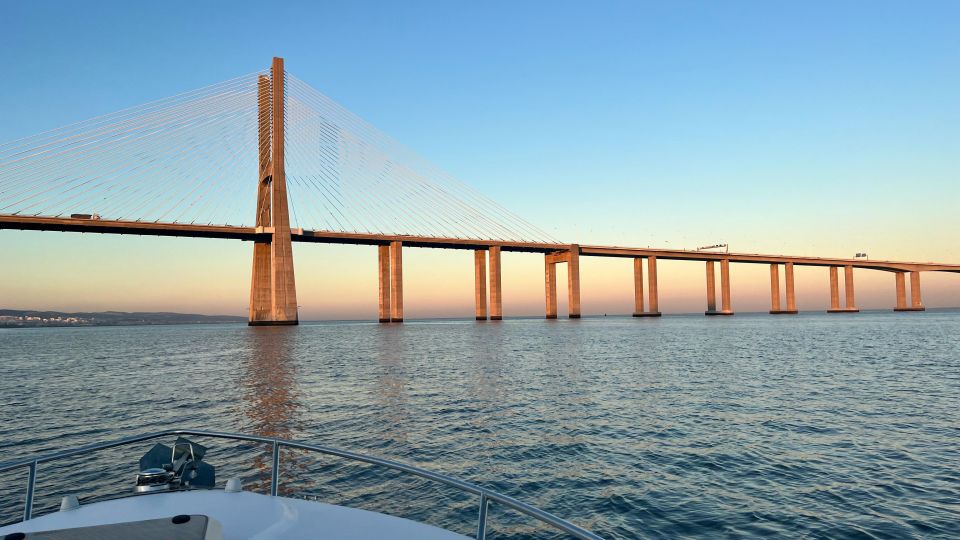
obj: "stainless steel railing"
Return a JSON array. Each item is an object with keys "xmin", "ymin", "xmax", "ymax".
[{"xmin": 0, "ymin": 429, "xmax": 603, "ymax": 540}]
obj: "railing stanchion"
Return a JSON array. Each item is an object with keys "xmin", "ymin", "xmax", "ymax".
[
  {"xmin": 23, "ymin": 460, "xmax": 37, "ymax": 521},
  {"xmin": 476, "ymin": 492, "xmax": 489, "ymax": 540},
  {"xmin": 270, "ymin": 440, "xmax": 281, "ymax": 496}
]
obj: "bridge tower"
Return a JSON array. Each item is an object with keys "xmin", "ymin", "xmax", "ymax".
[{"xmin": 249, "ymin": 57, "xmax": 299, "ymax": 325}]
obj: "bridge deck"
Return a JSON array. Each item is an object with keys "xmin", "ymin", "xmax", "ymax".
[{"xmin": 2, "ymin": 215, "xmax": 958, "ymax": 273}]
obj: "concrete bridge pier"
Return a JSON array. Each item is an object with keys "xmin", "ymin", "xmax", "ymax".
[
  {"xmin": 390, "ymin": 241, "xmax": 404, "ymax": 322},
  {"xmin": 769, "ymin": 262, "xmax": 798, "ymax": 314},
  {"xmin": 769, "ymin": 264, "xmax": 780, "ymax": 312},
  {"xmin": 378, "ymin": 245, "xmax": 391, "ymax": 322},
  {"xmin": 248, "ymin": 58, "xmax": 298, "ymax": 326},
  {"xmin": 544, "ymin": 245, "xmax": 581, "ymax": 319},
  {"xmin": 545, "ymin": 255, "xmax": 558, "ymax": 319},
  {"xmin": 474, "ymin": 250, "xmax": 487, "ymax": 320},
  {"xmin": 828, "ymin": 265, "xmax": 858, "ymax": 313},
  {"xmin": 633, "ymin": 256, "xmax": 661, "ymax": 317},
  {"xmin": 567, "ymin": 245, "xmax": 581, "ymax": 318},
  {"xmin": 489, "ymin": 246, "xmax": 502, "ymax": 320},
  {"xmin": 705, "ymin": 260, "xmax": 717, "ymax": 313},
  {"xmin": 706, "ymin": 259, "xmax": 733, "ymax": 315},
  {"xmin": 377, "ymin": 242, "xmax": 404, "ymax": 323},
  {"xmin": 785, "ymin": 263, "xmax": 797, "ymax": 313},
  {"xmin": 895, "ymin": 271, "xmax": 906, "ymax": 310},
  {"xmin": 720, "ymin": 259, "xmax": 733, "ymax": 315},
  {"xmin": 829, "ymin": 267, "xmax": 840, "ymax": 310},
  {"xmin": 633, "ymin": 258, "xmax": 645, "ymax": 314},
  {"xmin": 894, "ymin": 271, "xmax": 925, "ymax": 311},
  {"xmin": 910, "ymin": 271, "xmax": 924, "ymax": 310}
]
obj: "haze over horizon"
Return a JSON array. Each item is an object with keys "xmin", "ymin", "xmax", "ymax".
[{"xmin": 2, "ymin": 1, "xmax": 958, "ymax": 319}]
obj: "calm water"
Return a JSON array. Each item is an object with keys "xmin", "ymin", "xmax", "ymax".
[{"xmin": 1, "ymin": 312, "xmax": 958, "ymax": 538}]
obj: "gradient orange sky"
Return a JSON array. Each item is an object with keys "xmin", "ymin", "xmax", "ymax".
[{"xmin": 2, "ymin": 230, "xmax": 957, "ymax": 319}]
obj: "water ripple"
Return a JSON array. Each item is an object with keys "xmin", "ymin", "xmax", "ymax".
[{"xmin": 1, "ymin": 311, "xmax": 959, "ymax": 538}]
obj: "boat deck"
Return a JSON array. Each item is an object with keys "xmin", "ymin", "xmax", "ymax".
[{"xmin": 0, "ymin": 490, "xmax": 469, "ymax": 539}]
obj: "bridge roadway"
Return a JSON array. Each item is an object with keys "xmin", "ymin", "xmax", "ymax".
[{"xmin": 2, "ymin": 214, "xmax": 958, "ymax": 273}]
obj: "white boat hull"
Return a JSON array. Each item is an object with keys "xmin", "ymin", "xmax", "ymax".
[{"xmin": 0, "ymin": 490, "xmax": 470, "ymax": 539}]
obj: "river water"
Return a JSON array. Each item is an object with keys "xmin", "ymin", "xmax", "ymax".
[{"xmin": 0, "ymin": 312, "xmax": 958, "ymax": 538}]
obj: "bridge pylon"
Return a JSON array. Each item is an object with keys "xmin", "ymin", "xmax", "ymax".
[{"xmin": 249, "ymin": 57, "xmax": 299, "ymax": 326}]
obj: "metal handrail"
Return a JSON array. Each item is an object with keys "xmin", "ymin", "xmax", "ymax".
[{"xmin": 0, "ymin": 429, "xmax": 604, "ymax": 540}]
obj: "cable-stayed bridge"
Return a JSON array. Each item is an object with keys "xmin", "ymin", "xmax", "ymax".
[{"xmin": 1, "ymin": 57, "xmax": 957, "ymax": 324}]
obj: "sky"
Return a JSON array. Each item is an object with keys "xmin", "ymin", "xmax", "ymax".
[{"xmin": 1, "ymin": 1, "xmax": 958, "ymax": 319}]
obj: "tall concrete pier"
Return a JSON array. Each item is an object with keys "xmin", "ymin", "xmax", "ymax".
[
  {"xmin": 248, "ymin": 58, "xmax": 298, "ymax": 326},
  {"xmin": 489, "ymin": 246, "xmax": 503, "ymax": 320},
  {"xmin": 543, "ymin": 245, "xmax": 581, "ymax": 319},
  {"xmin": 377, "ymin": 245, "xmax": 391, "ymax": 322},
  {"xmin": 770, "ymin": 264, "xmax": 781, "ymax": 312},
  {"xmin": 390, "ymin": 241, "xmax": 404, "ymax": 322},
  {"xmin": 633, "ymin": 256, "xmax": 661, "ymax": 317},
  {"xmin": 633, "ymin": 258, "xmax": 646, "ymax": 314},
  {"xmin": 544, "ymin": 255, "xmax": 558, "ymax": 319},
  {"xmin": 785, "ymin": 263, "xmax": 797, "ymax": 313},
  {"xmin": 248, "ymin": 75, "xmax": 273, "ymax": 323},
  {"xmin": 894, "ymin": 271, "xmax": 925, "ymax": 311},
  {"xmin": 705, "ymin": 259, "xmax": 733, "ymax": 315},
  {"xmin": 468, "ymin": 247, "xmax": 503, "ymax": 322},
  {"xmin": 910, "ymin": 271, "xmax": 924, "ymax": 310},
  {"xmin": 828, "ymin": 265, "xmax": 858, "ymax": 313},
  {"xmin": 720, "ymin": 259, "xmax": 733, "ymax": 315},
  {"xmin": 474, "ymin": 250, "xmax": 488, "ymax": 320},
  {"xmin": 705, "ymin": 261, "xmax": 717, "ymax": 313},
  {"xmin": 648, "ymin": 256, "xmax": 660, "ymax": 315},
  {"xmin": 769, "ymin": 262, "xmax": 798, "ymax": 314},
  {"xmin": 844, "ymin": 265, "xmax": 856, "ymax": 311},
  {"xmin": 567, "ymin": 245, "xmax": 581, "ymax": 319}
]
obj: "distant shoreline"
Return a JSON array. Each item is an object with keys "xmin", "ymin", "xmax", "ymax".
[
  {"xmin": 0, "ymin": 309, "xmax": 246, "ymax": 328},
  {"xmin": 2, "ymin": 307, "xmax": 958, "ymax": 329}
]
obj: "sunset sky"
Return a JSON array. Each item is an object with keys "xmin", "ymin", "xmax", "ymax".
[{"xmin": 1, "ymin": 1, "xmax": 958, "ymax": 319}]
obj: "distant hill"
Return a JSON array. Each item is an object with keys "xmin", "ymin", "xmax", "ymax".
[{"xmin": 0, "ymin": 309, "xmax": 246, "ymax": 328}]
